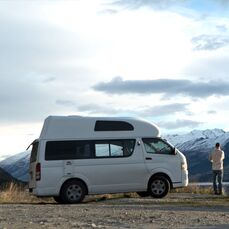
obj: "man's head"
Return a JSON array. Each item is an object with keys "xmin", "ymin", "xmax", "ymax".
[{"xmin": 215, "ymin": 142, "xmax": 220, "ymax": 149}]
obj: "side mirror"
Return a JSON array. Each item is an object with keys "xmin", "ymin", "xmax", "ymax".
[{"xmin": 173, "ymin": 148, "xmax": 177, "ymax": 155}]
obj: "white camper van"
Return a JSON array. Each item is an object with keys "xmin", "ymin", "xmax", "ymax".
[{"xmin": 29, "ymin": 116, "xmax": 188, "ymax": 203}]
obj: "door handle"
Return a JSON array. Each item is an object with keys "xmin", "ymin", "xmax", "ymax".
[
  {"xmin": 145, "ymin": 157, "xmax": 152, "ymax": 160},
  {"xmin": 66, "ymin": 161, "xmax": 72, "ymax": 165}
]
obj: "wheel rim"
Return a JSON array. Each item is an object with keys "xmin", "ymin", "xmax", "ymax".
[
  {"xmin": 151, "ymin": 179, "xmax": 166, "ymax": 195},
  {"xmin": 66, "ymin": 184, "xmax": 82, "ymax": 201}
]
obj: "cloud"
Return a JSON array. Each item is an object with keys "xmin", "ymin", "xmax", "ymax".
[
  {"xmin": 0, "ymin": 75, "xmax": 58, "ymax": 123},
  {"xmin": 208, "ymin": 110, "xmax": 217, "ymax": 114},
  {"xmin": 56, "ymin": 100, "xmax": 76, "ymax": 107},
  {"xmin": 216, "ymin": 25, "xmax": 228, "ymax": 33},
  {"xmin": 217, "ymin": 0, "xmax": 229, "ymax": 6},
  {"xmin": 140, "ymin": 103, "xmax": 191, "ymax": 117},
  {"xmin": 159, "ymin": 119, "xmax": 203, "ymax": 130},
  {"xmin": 77, "ymin": 104, "xmax": 121, "ymax": 115},
  {"xmin": 93, "ymin": 77, "xmax": 229, "ymax": 98},
  {"xmin": 192, "ymin": 34, "xmax": 229, "ymax": 51},
  {"xmin": 56, "ymin": 100, "xmax": 191, "ymax": 118},
  {"xmin": 112, "ymin": 0, "xmax": 229, "ymax": 11},
  {"xmin": 0, "ymin": 3, "xmax": 87, "ymax": 73},
  {"xmin": 56, "ymin": 100, "xmax": 122, "ymax": 115},
  {"xmin": 112, "ymin": 0, "xmax": 187, "ymax": 10}
]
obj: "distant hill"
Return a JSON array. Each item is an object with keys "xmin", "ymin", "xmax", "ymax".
[
  {"xmin": 0, "ymin": 167, "xmax": 22, "ymax": 188},
  {"xmin": 0, "ymin": 151, "xmax": 30, "ymax": 182}
]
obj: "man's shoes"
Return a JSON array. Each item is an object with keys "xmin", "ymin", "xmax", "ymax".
[{"xmin": 214, "ymin": 191, "xmax": 223, "ymax": 195}]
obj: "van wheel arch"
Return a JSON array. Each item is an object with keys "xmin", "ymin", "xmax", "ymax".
[
  {"xmin": 61, "ymin": 178, "xmax": 88, "ymax": 195},
  {"xmin": 148, "ymin": 173, "xmax": 172, "ymax": 198},
  {"xmin": 59, "ymin": 178, "xmax": 88, "ymax": 204}
]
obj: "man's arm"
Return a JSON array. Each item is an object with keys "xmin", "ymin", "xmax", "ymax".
[
  {"xmin": 222, "ymin": 151, "xmax": 225, "ymax": 160},
  {"xmin": 209, "ymin": 152, "xmax": 213, "ymax": 162}
]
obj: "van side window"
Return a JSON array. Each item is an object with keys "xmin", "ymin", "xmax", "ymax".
[
  {"xmin": 45, "ymin": 141, "xmax": 94, "ymax": 160},
  {"xmin": 94, "ymin": 121, "xmax": 134, "ymax": 131},
  {"xmin": 95, "ymin": 140, "xmax": 135, "ymax": 158},
  {"xmin": 95, "ymin": 143, "xmax": 110, "ymax": 157},
  {"xmin": 45, "ymin": 139, "xmax": 135, "ymax": 160},
  {"xmin": 142, "ymin": 138, "xmax": 173, "ymax": 155}
]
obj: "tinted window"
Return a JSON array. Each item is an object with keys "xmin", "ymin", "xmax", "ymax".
[
  {"xmin": 45, "ymin": 139, "xmax": 135, "ymax": 160},
  {"xmin": 45, "ymin": 141, "xmax": 94, "ymax": 160},
  {"xmin": 94, "ymin": 121, "xmax": 134, "ymax": 131},
  {"xmin": 95, "ymin": 140, "xmax": 135, "ymax": 157},
  {"xmin": 30, "ymin": 141, "xmax": 39, "ymax": 163},
  {"xmin": 143, "ymin": 138, "xmax": 173, "ymax": 155}
]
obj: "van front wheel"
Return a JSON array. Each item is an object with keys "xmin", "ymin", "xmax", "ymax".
[
  {"xmin": 148, "ymin": 176, "xmax": 170, "ymax": 198},
  {"xmin": 60, "ymin": 180, "xmax": 86, "ymax": 204}
]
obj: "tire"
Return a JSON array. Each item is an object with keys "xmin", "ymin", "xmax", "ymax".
[
  {"xmin": 148, "ymin": 176, "xmax": 170, "ymax": 198},
  {"xmin": 53, "ymin": 196, "xmax": 64, "ymax": 204},
  {"xmin": 60, "ymin": 180, "xmax": 86, "ymax": 204},
  {"xmin": 137, "ymin": 191, "xmax": 150, "ymax": 197}
]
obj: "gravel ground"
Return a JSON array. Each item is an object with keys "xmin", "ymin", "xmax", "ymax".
[{"xmin": 0, "ymin": 193, "xmax": 229, "ymax": 229}]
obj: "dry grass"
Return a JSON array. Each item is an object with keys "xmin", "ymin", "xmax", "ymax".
[
  {"xmin": 0, "ymin": 182, "xmax": 226, "ymax": 204},
  {"xmin": 0, "ymin": 182, "xmax": 54, "ymax": 204},
  {"xmin": 172, "ymin": 185, "xmax": 213, "ymax": 195}
]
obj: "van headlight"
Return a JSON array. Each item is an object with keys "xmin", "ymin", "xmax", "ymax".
[{"xmin": 181, "ymin": 161, "xmax": 187, "ymax": 171}]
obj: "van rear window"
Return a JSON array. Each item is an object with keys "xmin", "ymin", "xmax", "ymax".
[
  {"xmin": 94, "ymin": 120, "xmax": 134, "ymax": 131},
  {"xmin": 30, "ymin": 142, "xmax": 39, "ymax": 163}
]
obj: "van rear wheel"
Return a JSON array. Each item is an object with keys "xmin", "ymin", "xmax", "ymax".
[
  {"xmin": 148, "ymin": 176, "xmax": 170, "ymax": 198},
  {"xmin": 60, "ymin": 180, "xmax": 86, "ymax": 204}
]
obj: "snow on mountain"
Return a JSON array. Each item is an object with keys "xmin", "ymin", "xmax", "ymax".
[
  {"xmin": 0, "ymin": 150, "xmax": 30, "ymax": 182},
  {"xmin": 165, "ymin": 129, "xmax": 228, "ymax": 153}
]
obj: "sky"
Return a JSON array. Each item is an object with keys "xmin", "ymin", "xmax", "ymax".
[{"xmin": 1, "ymin": 0, "xmax": 229, "ymax": 159}]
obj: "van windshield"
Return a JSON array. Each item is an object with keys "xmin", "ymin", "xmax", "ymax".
[{"xmin": 30, "ymin": 141, "xmax": 39, "ymax": 163}]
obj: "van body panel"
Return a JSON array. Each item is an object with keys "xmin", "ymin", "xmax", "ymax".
[
  {"xmin": 39, "ymin": 116, "xmax": 160, "ymax": 140},
  {"xmin": 144, "ymin": 154, "xmax": 182, "ymax": 183}
]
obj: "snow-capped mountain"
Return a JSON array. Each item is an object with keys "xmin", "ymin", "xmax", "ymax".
[
  {"xmin": 165, "ymin": 128, "xmax": 227, "ymax": 150},
  {"xmin": 0, "ymin": 151, "xmax": 30, "ymax": 182},
  {"xmin": 0, "ymin": 129, "xmax": 228, "ymax": 182},
  {"xmin": 166, "ymin": 129, "xmax": 229, "ymax": 182}
]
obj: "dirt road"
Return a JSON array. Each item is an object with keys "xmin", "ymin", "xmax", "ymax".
[{"xmin": 0, "ymin": 193, "xmax": 229, "ymax": 229}]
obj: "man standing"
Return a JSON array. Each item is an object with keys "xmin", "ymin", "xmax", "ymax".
[{"xmin": 209, "ymin": 143, "xmax": 225, "ymax": 195}]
